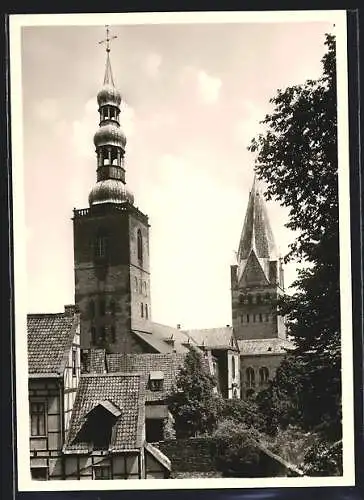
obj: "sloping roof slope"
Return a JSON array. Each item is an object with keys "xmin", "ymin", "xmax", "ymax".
[
  {"xmin": 185, "ymin": 326, "xmax": 238, "ymax": 350},
  {"xmin": 27, "ymin": 313, "xmax": 77, "ymax": 377},
  {"xmin": 64, "ymin": 373, "xmax": 145, "ymax": 453},
  {"xmin": 238, "ymin": 337, "xmax": 293, "ymax": 356},
  {"xmin": 106, "ymin": 353, "xmax": 186, "ymax": 402}
]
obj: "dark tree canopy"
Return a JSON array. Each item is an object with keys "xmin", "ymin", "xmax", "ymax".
[
  {"xmin": 249, "ymin": 34, "xmax": 341, "ymax": 445},
  {"xmin": 167, "ymin": 347, "xmax": 221, "ymax": 438}
]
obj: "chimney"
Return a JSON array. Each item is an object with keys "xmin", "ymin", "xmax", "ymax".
[{"xmin": 64, "ymin": 304, "xmax": 76, "ymax": 317}]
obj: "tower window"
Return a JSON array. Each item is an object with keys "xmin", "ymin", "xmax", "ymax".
[
  {"xmin": 265, "ymin": 313, "xmax": 270, "ymax": 322},
  {"xmin": 232, "ymin": 356, "xmax": 236, "ymax": 379},
  {"xmin": 248, "ymin": 295, "xmax": 253, "ymax": 305},
  {"xmin": 135, "ymin": 277, "xmax": 138, "ymax": 292},
  {"xmin": 246, "ymin": 367, "xmax": 255, "ymax": 388},
  {"xmin": 137, "ymin": 229, "xmax": 143, "ymax": 266},
  {"xmin": 100, "ymin": 326, "xmax": 106, "ymax": 342},
  {"xmin": 89, "ymin": 300, "xmax": 95, "ymax": 319},
  {"xmin": 91, "ymin": 326, "xmax": 96, "ymax": 345},
  {"xmin": 256, "ymin": 294, "xmax": 262, "ymax": 304},
  {"xmin": 145, "ymin": 303, "xmax": 149, "ymax": 319},
  {"xmin": 246, "ymin": 314, "xmax": 250, "ymax": 323},
  {"xmin": 141, "ymin": 303, "xmax": 144, "ymax": 318},
  {"xmin": 99, "ymin": 298, "xmax": 106, "ymax": 316},
  {"xmin": 259, "ymin": 313, "xmax": 263, "ymax": 322},
  {"xmin": 111, "ymin": 325, "xmax": 116, "ymax": 343},
  {"xmin": 110, "ymin": 299, "xmax": 116, "ymax": 315},
  {"xmin": 95, "ymin": 233, "xmax": 108, "ymax": 259}
]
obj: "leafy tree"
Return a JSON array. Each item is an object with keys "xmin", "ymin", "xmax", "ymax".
[
  {"xmin": 249, "ymin": 34, "xmax": 341, "ymax": 445},
  {"xmin": 167, "ymin": 347, "xmax": 221, "ymax": 438},
  {"xmin": 218, "ymin": 397, "xmax": 266, "ymax": 433},
  {"xmin": 213, "ymin": 419, "xmax": 262, "ymax": 477}
]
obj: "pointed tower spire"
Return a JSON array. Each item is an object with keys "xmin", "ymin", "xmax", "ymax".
[
  {"xmin": 99, "ymin": 26, "xmax": 117, "ymax": 86},
  {"xmin": 237, "ymin": 175, "xmax": 279, "ymax": 284}
]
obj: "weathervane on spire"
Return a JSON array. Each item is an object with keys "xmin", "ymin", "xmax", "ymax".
[{"xmin": 99, "ymin": 25, "xmax": 117, "ymax": 53}]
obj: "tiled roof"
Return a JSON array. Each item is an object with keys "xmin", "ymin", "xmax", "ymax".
[
  {"xmin": 89, "ymin": 349, "xmax": 106, "ymax": 373},
  {"xmin": 132, "ymin": 330, "xmax": 175, "ymax": 354},
  {"xmin": 64, "ymin": 373, "xmax": 145, "ymax": 454},
  {"xmin": 238, "ymin": 337, "xmax": 294, "ymax": 356},
  {"xmin": 27, "ymin": 313, "xmax": 77, "ymax": 376},
  {"xmin": 185, "ymin": 326, "xmax": 238, "ymax": 350},
  {"xmin": 106, "ymin": 353, "xmax": 186, "ymax": 402}
]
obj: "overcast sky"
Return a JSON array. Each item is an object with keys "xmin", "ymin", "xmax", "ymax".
[{"xmin": 20, "ymin": 17, "xmax": 335, "ymax": 329}]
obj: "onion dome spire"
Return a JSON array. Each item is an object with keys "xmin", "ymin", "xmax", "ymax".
[{"xmin": 89, "ymin": 26, "xmax": 134, "ymax": 207}]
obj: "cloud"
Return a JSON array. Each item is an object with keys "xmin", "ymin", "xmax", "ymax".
[
  {"xmin": 33, "ymin": 98, "xmax": 60, "ymax": 122},
  {"xmin": 197, "ymin": 70, "xmax": 222, "ymax": 104},
  {"xmin": 144, "ymin": 52, "xmax": 162, "ymax": 78}
]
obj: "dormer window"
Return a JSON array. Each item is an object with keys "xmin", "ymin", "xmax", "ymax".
[
  {"xmin": 74, "ymin": 400, "xmax": 121, "ymax": 451},
  {"xmin": 149, "ymin": 371, "xmax": 164, "ymax": 391}
]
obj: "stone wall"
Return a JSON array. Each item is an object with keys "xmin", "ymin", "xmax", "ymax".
[{"xmin": 155, "ymin": 437, "xmax": 302, "ymax": 478}]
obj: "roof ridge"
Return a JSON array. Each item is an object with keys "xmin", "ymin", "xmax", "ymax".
[
  {"xmin": 28, "ymin": 312, "xmax": 66, "ymax": 317},
  {"xmin": 81, "ymin": 372, "xmax": 143, "ymax": 378}
]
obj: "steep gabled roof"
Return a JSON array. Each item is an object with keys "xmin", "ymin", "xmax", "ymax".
[
  {"xmin": 27, "ymin": 313, "xmax": 78, "ymax": 377},
  {"xmin": 63, "ymin": 373, "xmax": 145, "ymax": 454},
  {"xmin": 106, "ymin": 353, "xmax": 186, "ymax": 402}
]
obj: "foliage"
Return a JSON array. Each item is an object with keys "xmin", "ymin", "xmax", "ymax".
[
  {"xmin": 249, "ymin": 33, "xmax": 341, "ymax": 445},
  {"xmin": 167, "ymin": 348, "xmax": 221, "ymax": 438},
  {"xmin": 261, "ymin": 425, "xmax": 318, "ymax": 468},
  {"xmin": 218, "ymin": 396, "xmax": 267, "ymax": 433},
  {"xmin": 303, "ymin": 440, "xmax": 343, "ymax": 476},
  {"xmin": 212, "ymin": 419, "xmax": 262, "ymax": 477}
]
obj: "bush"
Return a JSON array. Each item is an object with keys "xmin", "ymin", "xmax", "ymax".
[
  {"xmin": 219, "ymin": 397, "xmax": 266, "ymax": 433},
  {"xmin": 303, "ymin": 440, "xmax": 342, "ymax": 476}
]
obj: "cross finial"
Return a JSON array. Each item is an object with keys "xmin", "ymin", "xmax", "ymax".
[{"xmin": 99, "ymin": 25, "xmax": 117, "ymax": 53}]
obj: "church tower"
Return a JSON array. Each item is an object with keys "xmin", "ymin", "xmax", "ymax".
[
  {"xmin": 231, "ymin": 176, "xmax": 286, "ymax": 341},
  {"xmin": 73, "ymin": 28, "xmax": 152, "ymax": 354}
]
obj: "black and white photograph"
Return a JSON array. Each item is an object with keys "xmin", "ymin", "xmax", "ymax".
[{"xmin": 10, "ymin": 10, "xmax": 355, "ymax": 490}]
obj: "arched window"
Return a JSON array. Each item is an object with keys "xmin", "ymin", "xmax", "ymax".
[
  {"xmin": 233, "ymin": 388, "xmax": 238, "ymax": 399},
  {"xmin": 100, "ymin": 326, "xmax": 106, "ymax": 342},
  {"xmin": 246, "ymin": 367, "xmax": 255, "ymax": 388},
  {"xmin": 141, "ymin": 303, "xmax": 144, "ymax": 318},
  {"xmin": 137, "ymin": 229, "xmax": 143, "ymax": 265},
  {"xmin": 247, "ymin": 295, "xmax": 253, "ymax": 305},
  {"xmin": 89, "ymin": 300, "xmax": 95, "ymax": 319},
  {"xmin": 265, "ymin": 313, "xmax": 270, "ymax": 322},
  {"xmin": 256, "ymin": 294, "xmax": 261, "ymax": 304},
  {"xmin": 259, "ymin": 367, "xmax": 269, "ymax": 386},
  {"xmin": 99, "ymin": 298, "xmax": 106, "ymax": 316},
  {"xmin": 145, "ymin": 303, "xmax": 149, "ymax": 319},
  {"xmin": 265, "ymin": 292, "xmax": 270, "ymax": 302},
  {"xmin": 232, "ymin": 356, "xmax": 236, "ymax": 379},
  {"xmin": 259, "ymin": 313, "xmax": 263, "ymax": 322},
  {"xmin": 135, "ymin": 277, "xmax": 138, "ymax": 292},
  {"xmin": 246, "ymin": 314, "xmax": 250, "ymax": 323}
]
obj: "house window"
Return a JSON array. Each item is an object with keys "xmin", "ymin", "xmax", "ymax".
[
  {"xmin": 31, "ymin": 467, "xmax": 48, "ymax": 480},
  {"xmin": 149, "ymin": 371, "xmax": 164, "ymax": 391},
  {"xmin": 141, "ymin": 303, "xmax": 144, "ymax": 318},
  {"xmin": 145, "ymin": 303, "xmax": 149, "ymax": 319},
  {"xmin": 246, "ymin": 367, "xmax": 255, "ymax": 388},
  {"xmin": 30, "ymin": 402, "xmax": 46, "ymax": 436},
  {"xmin": 259, "ymin": 367, "xmax": 269, "ymax": 386},
  {"xmin": 94, "ymin": 466, "xmax": 111, "ymax": 480},
  {"xmin": 72, "ymin": 348, "xmax": 77, "ymax": 377},
  {"xmin": 137, "ymin": 229, "xmax": 143, "ymax": 266}
]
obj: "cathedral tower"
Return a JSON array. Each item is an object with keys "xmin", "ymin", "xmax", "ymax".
[
  {"xmin": 73, "ymin": 28, "xmax": 152, "ymax": 353},
  {"xmin": 231, "ymin": 176, "xmax": 286, "ymax": 341}
]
